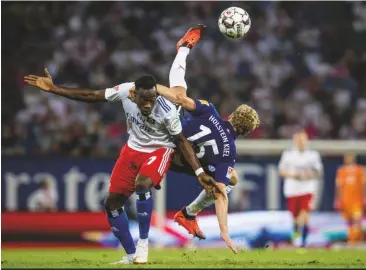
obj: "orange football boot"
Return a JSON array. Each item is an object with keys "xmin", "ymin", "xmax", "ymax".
[
  {"xmin": 174, "ymin": 207, "xmax": 206, "ymax": 240},
  {"xmin": 176, "ymin": 24, "xmax": 206, "ymax": 51}
]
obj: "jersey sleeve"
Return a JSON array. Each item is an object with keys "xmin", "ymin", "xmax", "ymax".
[
  {"xmin": 278, "ymin": 150, "xmax": 288, "ymax": 171},
  {"xmin": 336, "ymin": 168, "xmax": 342, "ymax": 187},
  {"xmin": 164, "ymin": 103, "xmax": 183, "ymax": 135},
  {"xmin": 312, "ymin": 151, "xmax": 323, "ymax": 173},
  {"xmin": 105, "ymin": 82, "xmax": 134, "ymax": 102},
  {"xmin": 190, "ymin": 99, "xmax": 214, "ymax": 117}
]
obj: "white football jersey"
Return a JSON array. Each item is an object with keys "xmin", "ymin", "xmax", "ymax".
[
  {"xmin": 278, "ymin": 148, "xmax": 323, "ymax": 197},
  {"xmin": 105, "ymin": 82, "xmax": 182, "ymax": 153}
]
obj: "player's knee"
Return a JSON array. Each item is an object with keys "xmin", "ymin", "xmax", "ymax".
[
  {"xmin": 299, "ymin": 210, "xmax": 309, "ymax": 224},
  {"xmin": 104, "ymin": 193, "xmax": 127, "ymax": 211},
  {"xmin": 215, "ymin": 183, "xmax": 228, "ymax": 199},
  {"xmin": 229, "ymin": 175, "xmax": 238, "ymax": 186},
  {"xmin": 229, "ymin": 169, "xmax": 239, "ymax": 186},
  {"xmin": 135, "ymin": 175, "xmax": 153, "ymax": 192}
]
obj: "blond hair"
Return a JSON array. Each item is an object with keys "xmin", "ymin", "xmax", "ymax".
[{"xmin": 230, "ymin": 105, "xmax": 260, "ymax": 136}]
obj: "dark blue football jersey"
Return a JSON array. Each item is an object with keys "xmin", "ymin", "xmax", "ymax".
[{"xmin": 171, "ymin": 99, "xmax": 236, "ymax": 185}]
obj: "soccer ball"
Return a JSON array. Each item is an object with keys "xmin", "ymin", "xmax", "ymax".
[{"xmin": 218, "ymin": 7, "xmax": 251, "ymax": 39}]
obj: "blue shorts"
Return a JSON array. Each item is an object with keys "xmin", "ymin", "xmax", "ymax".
[
  {"xmin": 170, "ymin": 159, "xmax": 234, "ymax": 186},
  {"xmin": 206, "ymin": 162, "xmax": 234, "ymax": 185}
]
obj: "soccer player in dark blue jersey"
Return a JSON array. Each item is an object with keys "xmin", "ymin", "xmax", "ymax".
[
  {"xmin": 155, "ymin": 24, "xmax": 260, "ymax": 253},
  {"xmin": 156, "ymin": 86, "xmax": 259, "ymax": 253}
]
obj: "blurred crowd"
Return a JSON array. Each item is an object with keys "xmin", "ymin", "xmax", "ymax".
[{"xmin": 2, "ymin": 1, "xmax": 366, "ymax": 157}]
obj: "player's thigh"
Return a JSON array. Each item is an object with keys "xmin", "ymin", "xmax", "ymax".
[
  {"xmin": 109, "ymin": 145, "xmax": 139, "ymax": 197},
  {"xmin": 299, "ymin": 193, "xmax": 313, "ymax": 212},
  {"xmin": 344, "ymin": 205, "xmax": 363, "ymax": 222},
  {"xmin": 138, "ymin": 147, "xmax": 175, "ymax": 187},
  {"xmin": 286, "ymin": 196, "xmax": 300, "ymax": 218}
]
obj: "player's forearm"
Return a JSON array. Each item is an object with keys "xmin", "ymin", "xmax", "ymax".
[
  {"xmin": 214, "ymin": 186, "xmax": 229, "ymax": 234},
  {"xmin": 157, "ymin": 84, "xmax": 195, "ymax": 111},
  {"xmin": 49, "ymin": 85, "xmax": 106, "ymax": 102},
  {"xmin": 335, "ymin": 186, "xmax": 340, "ymax": 203},
  {"xmin": 280, "ymin": 170, "xmax": 298, "ymax": 179},
  {"xmin": 176, "ymin": 135, "xmax": 202, "ymax": 172},
  {"xmin": 157, "ymin": 84, "xmax": 180, "ymax": 103}
]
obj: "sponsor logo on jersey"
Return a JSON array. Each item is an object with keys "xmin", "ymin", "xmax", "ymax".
[
  {"xmin": 114, "ymin": 85, "xmax": 119, "ymax": 91},
  {"xmin": 170, "ymin": 118, "xmax": 180, "ymax": 130},
  {"xmin": 226, "ymin": 166, "xmax": 233, "ymax": 178},
  {"xmin": 199, "ymin": 100, "xmax": 209, "ymax": 106}
]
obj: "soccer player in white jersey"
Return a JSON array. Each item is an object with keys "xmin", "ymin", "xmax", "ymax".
[
  {"xmin": 24, "ymin": 71, "xmax": 220, "ymax": 264},
  {"xmin": 278, "ymin": 130, "xmax": 323, "ymax": 248}
]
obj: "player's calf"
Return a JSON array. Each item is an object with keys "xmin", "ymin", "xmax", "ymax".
[
  {"xmin": 134, "ymin": 175, "xmax": 154, "ymax": 264},
  {"xmin": 104, "ymin": 193, "xmax": 136, "ymax": 261}
]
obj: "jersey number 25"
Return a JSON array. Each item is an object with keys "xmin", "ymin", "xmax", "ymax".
[{"xmin": 187, "ymin": 125, "xmax": 219, "ymax": 158}]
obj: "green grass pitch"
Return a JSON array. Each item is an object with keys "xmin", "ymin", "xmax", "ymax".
[{"xmin": 2, "ymin": 248, "xmax": 366, "ymax": 268}]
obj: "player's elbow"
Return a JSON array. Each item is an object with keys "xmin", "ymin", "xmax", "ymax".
[
  {"xmin": 279, "ymin": 170, "xmax": 287, "ymax": 178},
  {"xmin": 175, "ymin": 94, "xmax": 187, "ymax": 106}
]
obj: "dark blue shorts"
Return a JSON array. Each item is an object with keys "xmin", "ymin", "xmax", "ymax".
[{"xmin": 170, "ymin": 159, "xmax": 234, "ymax": 186}]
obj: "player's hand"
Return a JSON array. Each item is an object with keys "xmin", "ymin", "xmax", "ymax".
[
  {"xmin": 197, "ymin": 173, "xmax": 224, "ymax": 200},
  {"xmin": 304, "ymin": 170, "xmax": 314, "ymax": 180},
  {"xmin": 220, "ymin": 232, "xmax": 239, "ymax": 254},
  {"xmin": 128, "ymin": 87, "xmax": 136, "ymax": 102},
  {"xmin": 24, "ymin": 68, "xmax": 54, "ymax": 91}
]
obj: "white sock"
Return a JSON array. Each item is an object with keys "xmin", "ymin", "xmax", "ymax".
[
  {"xmin": 186, "ymin": 185, "xmax": 234, "ymax": 216},
  {"xmin": 169, "ymin": 47, "xmax": 190, "ymax": 89},
  {"xmin": 138, "ymin": 238, "xmax": 148, "ymax": 246}
]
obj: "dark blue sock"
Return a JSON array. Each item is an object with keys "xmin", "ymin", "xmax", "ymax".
[
  {"xmin": 301, "ymin": 224, "xmax": 309, "ymax": 247},
  {"xmin": 136, "ymin": 191, "xmax": 153, "ymax": 239},
  {"xmin": 107, "ymin": 208, "xmax": 136, "ymax": 255}
]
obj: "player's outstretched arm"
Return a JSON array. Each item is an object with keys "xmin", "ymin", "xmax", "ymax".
[
  {"xmin": 214, "ymin": 182, "xmax": 238, "ymax": 254},
  {"xmin": 24, "ymin": 69, "xmax": 107, "ymax": 102},
  {"xmin": 156, "ymin": 84, "xmax": 195, "ymax": 111},
  {"xmin": 174, "ymin": 132, "xmax": 224, "ymax": 199}
]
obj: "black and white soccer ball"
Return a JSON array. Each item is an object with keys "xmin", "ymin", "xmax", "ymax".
[{"xmin": 218, "ymin": 7, "xmax": 251, "ymax": 39}]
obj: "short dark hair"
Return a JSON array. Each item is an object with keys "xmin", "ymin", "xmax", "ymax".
[{"xmin": 135, "ymin": 75, "xmax": 157, "ymax": 91}]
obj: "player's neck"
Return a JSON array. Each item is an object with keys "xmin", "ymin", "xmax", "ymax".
[
  {"xmin": 345, "ymin": 163, "xmax": 355, "ymax": 166},
  {"xmin": 227, "ymin": 119, "xmax": 237, "ymax": 135}
]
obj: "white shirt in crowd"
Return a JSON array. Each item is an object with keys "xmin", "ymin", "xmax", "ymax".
[
  {"xmin": 105, "ymin": 82, "xmax": 182, "ymax": 153},
  {"xmin": 278, "ymin": 147, "xmax": 323, "ymax": 198}
]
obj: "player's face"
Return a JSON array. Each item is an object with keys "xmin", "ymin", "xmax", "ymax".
[
  {"xmin": 135, "ymin": 89, "xmax": 157, "ymax": 116},
  {"xmin": 295, "ymin": 132, "xmax": 308, "ymax": 151},
  {"xmin": 344, "ymin": 153, "xmax": 356, "ymax": 165}
]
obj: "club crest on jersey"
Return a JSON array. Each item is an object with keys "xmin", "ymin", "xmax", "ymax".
[
  {"xmin": 208, "ymin": 165, "xmax": 216, "ymax": 172},
  {"xmin": 226, "ymin": 167, "xmax": 233, "ymax": 178},
  {"xmin": 170, "ymin": 117, "xmax": 180, "ymax": 130}
]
